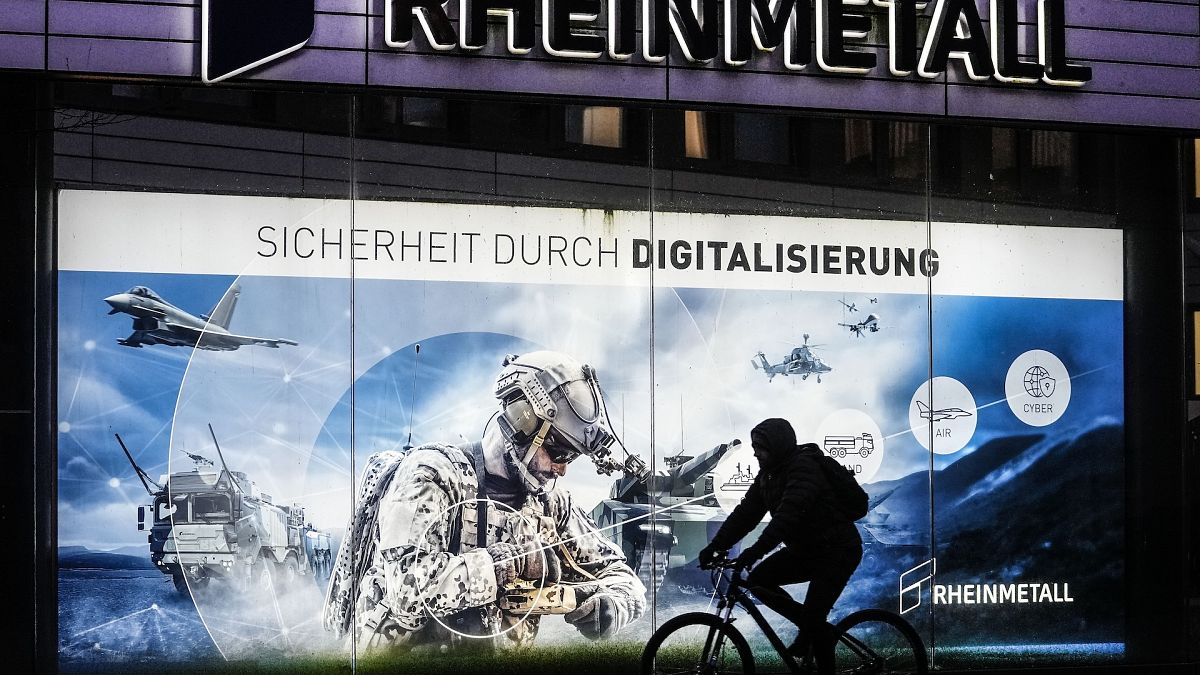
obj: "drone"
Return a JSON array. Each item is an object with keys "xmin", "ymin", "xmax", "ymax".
[{"xmin": 839, "ymin": 313, "xmax": 881, "ymax": 338}]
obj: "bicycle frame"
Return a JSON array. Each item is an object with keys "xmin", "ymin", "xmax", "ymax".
[
  {"xmin": 650, "ymin": 560, "xmax": 926, "ymax": 675},
  {"xmin": 707, "ymin": 564, "xmax": 808, "ymax": 674}
]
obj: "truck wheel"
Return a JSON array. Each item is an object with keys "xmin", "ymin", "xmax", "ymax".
[
  {"xmin": 252, "ymin": 556, "xmax": 273, "ymax": 593},
  {"xmin": 279, "ymin": 555, "xmax": 299, "ymax": 587}
]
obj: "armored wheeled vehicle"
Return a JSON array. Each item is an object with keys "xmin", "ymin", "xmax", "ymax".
[{"xmin": 118, "ymin": 429, "xmax": 330, "ymax": 594}]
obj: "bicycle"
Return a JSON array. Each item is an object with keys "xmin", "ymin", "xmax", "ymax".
[{"xmin": 641, "ymin": 556, "xmax": 928, "ymax": 675}]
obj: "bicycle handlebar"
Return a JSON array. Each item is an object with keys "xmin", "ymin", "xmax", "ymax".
[{"xmin": 699, "ymin": 552, "xmax": 749, "ymax": 572}]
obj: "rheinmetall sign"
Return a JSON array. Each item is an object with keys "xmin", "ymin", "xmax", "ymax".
[{"xmin": 202, "ymin": 0, "xmax": 1092, "ymax": 86}]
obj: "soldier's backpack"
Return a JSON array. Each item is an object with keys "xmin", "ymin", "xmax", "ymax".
[{"xmin": 817, "ymin": 455, "xmax": 869, "ymax": 521}]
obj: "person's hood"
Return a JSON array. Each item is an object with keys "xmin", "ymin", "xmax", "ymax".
[{"xmin": 751, "ymin": 417, "xmax": 797, "ymax": 470}]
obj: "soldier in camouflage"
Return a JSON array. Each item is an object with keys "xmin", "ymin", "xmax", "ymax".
[{"xmin": 323, "ymin": 351, "xmax": 647, "ymax": 651}]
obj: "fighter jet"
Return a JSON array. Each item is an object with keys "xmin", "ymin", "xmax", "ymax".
[
  {"xmin": 915, "ymin": 401, "xmax": 974, "ymax": 422},
  {"xmin": 105, "ymin": 284, "xmax": 298, "ymax": 351}
]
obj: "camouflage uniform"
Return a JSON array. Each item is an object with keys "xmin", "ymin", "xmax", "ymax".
[{"xmin": 324, "ymin": 442, "xmax": 646, "ymax": 651}]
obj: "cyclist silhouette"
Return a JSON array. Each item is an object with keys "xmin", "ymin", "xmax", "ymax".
[{"xmin": 699, "ymin": 418, "xmax": 863, "ymax": 675}]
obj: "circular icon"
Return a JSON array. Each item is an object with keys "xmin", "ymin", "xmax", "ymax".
[
  {"xmin": 1005, "ymin": 349, "xmax": 1071, "ymax": 427},
  {"xmin": 713, "ymin": 441, "xmax": 760, "ymax": 514},
  {"xmin": 815, "ymin": 409, "xmax": 884, "ymax": 483},
  {"xmin": 908, "ymin": 377, "xmax": 978, "ymax": 455}
]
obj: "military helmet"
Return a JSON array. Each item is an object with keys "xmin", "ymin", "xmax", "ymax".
[{"xmin": 494, "ymin": 351, "xmax": 615, "ymax": 464}]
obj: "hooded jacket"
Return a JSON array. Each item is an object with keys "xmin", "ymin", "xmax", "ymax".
[{"xmin": 710, "ymin": 419, "xmax": 861, "ymax": 554}]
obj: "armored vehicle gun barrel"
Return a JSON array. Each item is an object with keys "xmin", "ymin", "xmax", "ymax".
[
  {"xmin": 593, "ymin": 438, "xmax": 739, "ymax": 592},
  {"xmin": 669, "ymin": 439, "xmax": 739, "ymax": 495},
  {"xmin": 609, "ymin": 438, "xmax": 739, "ymax": 503}
]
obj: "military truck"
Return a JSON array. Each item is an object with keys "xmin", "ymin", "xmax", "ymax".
[
  {"xmin": 118, "ymin": 430, "xmax": 330, "ymax": 594},
  {"xmin": 590, "ymin": 439, "xmax": 740, "ymax": 592}
]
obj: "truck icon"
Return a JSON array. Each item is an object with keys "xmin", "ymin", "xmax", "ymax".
[
  {"xmin": 823, "ymin": 432, "xmax": 875, "ymax": 459},
  {"xmin": 118, "ymin": 426, "xmax": 332, "ymax": 594}
]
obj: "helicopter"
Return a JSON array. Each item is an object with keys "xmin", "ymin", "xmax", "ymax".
[
  {"xmin": 752, "ymin": 334, "xmax": 832, "ymax": 382},
  {"xmin": 840, "ymin": 313, "xmax": 881, "ymax": 337}
]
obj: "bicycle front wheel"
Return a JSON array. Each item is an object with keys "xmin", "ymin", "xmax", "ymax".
[
  {"xmin": 833, "ymin": 608, "xmax": 928, "ymax": 675},
  {"xmin": 641, "ymin": 612, "xmax": 755, "ymax": 675}
]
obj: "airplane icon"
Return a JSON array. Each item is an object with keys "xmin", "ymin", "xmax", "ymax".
[
  {"xmin": 915, "ymin": 401, "xmax": 974, "ymax": 422},
  {"xmin": 105, "ymin": 284, "xmax": 298, "ymax": 351}
]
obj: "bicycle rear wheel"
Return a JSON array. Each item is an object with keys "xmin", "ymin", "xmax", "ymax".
[
  {"xmin": 833, "ymin": 608, "xmax": 928, "ymax": 675},
  {"xmin": 641, "ymin": 612, "xmax": 755, "ymax": 675}
]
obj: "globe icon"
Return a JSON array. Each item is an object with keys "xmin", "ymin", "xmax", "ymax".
[{"xmin": 1023, "ymin": 365, "xmax": 1055, "ymax": 398}]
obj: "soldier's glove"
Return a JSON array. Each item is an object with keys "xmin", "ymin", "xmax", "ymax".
[
  {"xmin": 697, "ymin": 544, "xmax": 727, "ymax": 570},
  {"xmin": 733, "ymin": 540, "xmax": 772, "ymax": 570},
  {"xmin": 487, "ymin": 542, "xmax": 562, "ymax": 586},
  {"xmin": 565, "ymin": 588, "xmax": 622, "ymax": 639}
]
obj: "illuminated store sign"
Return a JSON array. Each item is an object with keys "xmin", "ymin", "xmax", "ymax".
[
  {"xmin": 900, "ymin": 560, "xmax": 1077, "ymax": 613},
  {"xmin": 201, "ymin": 0, "xmax": 1093, "ymax": 85},
  {"xmin": 933, "ymin": 582, "xmax": 1075, "ymax": 605},
  {"xmin": 201, "ymin": 0, "xmax": 315, "ymax": 84},
  {"xmin": 58, "ymin": 191, "xmax": 1124, "ymax": 664},
  {"xmin": 385, "ymin": 0, "xmax": 1093, "ymax": 85}
]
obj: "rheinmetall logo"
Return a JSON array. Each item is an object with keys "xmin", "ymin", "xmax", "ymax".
[
  {"xmin": 201, "ymin": 0, "xmax": 1092, "ymax": 87},
  {"xmin": 201, "ymin": 0, "xmax": 315, "ymax": 84}
]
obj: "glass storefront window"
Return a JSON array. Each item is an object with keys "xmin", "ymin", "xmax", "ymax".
[{"xmin": 45, "ymin": 83, "xmax": 1186, "ymax": 672}]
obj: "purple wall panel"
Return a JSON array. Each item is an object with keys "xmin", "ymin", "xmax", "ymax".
[
  {"xmin": 50, "ymin": 1, "xmax": 193, "ymax": 41},
  {"xmin": 309, "ymin": 11, "xmax": 367, "ymax": 50},
  {"xmin": 1068, "ymin": 0, "xmax": 1198, "ymax": 35},
  {"xmin": 48, "ymin": 35, "xmax": 193, "ymax": 75},
  {"xmin": 368, "ymin": 52, "xmax": 669, "ymax": 99},
  {"xmin": 947, "ymin": 61, "xmax": 1200, "ymax": 98},
  {"xmin": 1, "ymin": 1, "xmax": 46, "ymax": 33},
  {"xmin": 668, "ymin": 68, "xmax": 946, "ymax": 117},
  {"xmin": 317, "ymin": 0, "xmax": 365, "ymax": 12},
  {"xmin": 947, "ymin": 83, "xmax": 1200, "ymax": 128},
  {"xmin": 248, "ymin": 47, "xmax": 365, "ymax": 84},
  {"xmin": 971, "ymin": 0, "xmax": 1199, "ymax": 35},
  {"xmin": 1066, "ymin": 27, "xmax": 1199, "ymax": 66},
  {"xmin": 93, "ymin": 0, "xmax": 196, "ymax": 5},
  {"xmin": 0, "ymin": 33, "xmax": 45, "ymax": 69}
]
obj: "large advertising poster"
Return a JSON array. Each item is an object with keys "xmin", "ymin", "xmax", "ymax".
[{"xmin": 57, "ymin": 190, "xmax": 1124, "ymax": 668}]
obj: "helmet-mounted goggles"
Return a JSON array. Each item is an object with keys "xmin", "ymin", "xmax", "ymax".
[{"xmin": 494, "ymin": 355, "xmax": 616, "ymax": 464}]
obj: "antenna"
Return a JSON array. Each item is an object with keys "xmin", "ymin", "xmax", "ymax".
[
  {"xmin": 208, "ymin": 423, "xmax": 244, "ymax": 493},
  {"xmin": 404, "ymin": 343, "xmax": 420, "ymax": 451},
  {"xmin": 671, "ymin": 395, "xmax": 685, "ymax": 459},
  {"xmin": 115, "ymin": 433, "xmax": 162, "ymax": 495}
]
